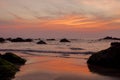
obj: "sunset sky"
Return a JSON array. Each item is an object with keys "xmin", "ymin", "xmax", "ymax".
[{"xmin": 0, "ymin": 0, "xmax": 120, "ymax": 39}]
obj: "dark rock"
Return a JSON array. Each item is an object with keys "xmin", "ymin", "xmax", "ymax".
[
  {"xmin": 103, "ymin": 36, "xmax": 113, "ymax": 39},
  {"xmin": 25, "ymin": 39, "xmax": 33, "ymax": 42},
  {"xmin": 0, "ymin": 57, "xmax": 19, "ymax": 80},
  {"xmin": 10, "ymin": 38, "xmax": 23, "ymax": 42},
  {"xmin": 88, "ymin": 64, "xmax": 120, "ymax": 77},
  {"xmin": 0, "ymin": 52, "xmax": 26, "ymax": 80},
  {"xmin": 100, "ymin": 36, "xmax": 120, "ymax": 40},
  {"xmin": 0, "ymin": 38, "xmax": 5, "ymax": 43},
  {"xmin": 87, "ymin": 42, "xmax": 120, "ymax": 69},
  {"xmin": 1, "ymin": 52, "xmax": 26, "ymax": 65},
  {"xmin": 37, "ymin": 40, "xmax": 47, "ymax": 44},
  {"xmin": 6, "ymin": 38, "xmax": 12, "ymax": 41},
  {"xmin": 10, "ymin": 37, "xmax": 33, "ymax": 42},
  {"xmin": 60, "ymin": 38, "xmax": 70, "ymax": 42},
  {"xmin": 111, "ymin": 42, "xmax": 120, "ymax": 47}
]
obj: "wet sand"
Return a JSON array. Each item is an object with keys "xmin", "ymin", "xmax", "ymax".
[{"xmin": 13, "ymin": 52, "xmax": 120, "ymax": 80}]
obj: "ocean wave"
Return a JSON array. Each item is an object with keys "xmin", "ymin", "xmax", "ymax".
[{"xmin": 0, "ymin": 49, "xmax": 93, "ymax": 54}]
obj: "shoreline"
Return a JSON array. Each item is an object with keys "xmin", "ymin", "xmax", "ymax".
[{"xmin": 0, "ymin": 49, "xmax": 94, "ymax": 54}]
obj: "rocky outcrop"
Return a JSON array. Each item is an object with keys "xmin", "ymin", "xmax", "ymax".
[
  {"xmin": 9, "ymin": 38, "xmax": 33, "ymax": 42},
  {"xmin": 0, "ymin": 52, "xmax": 26, "ymax": 80},
  {"xmin": 1, "ymin": 52, "xmax": 26, "ymax": 65},
  {"xmin": 88, "ymin": 64, "xmax": 120, "ymax": 77},
  {"xmin": 87, "ymin": 42, "xmax": 120, "ymax": 69},
  {"xmin": 0, "ymin": 58, "xmax": 18, "ymax": 80},
  {"xmin": 99, "ymin": 36, "xmax": 120, "ymax": 40},
  {"xmin": 37, "ymin": 40, "xmax": 47, "ymax": 44},
  {"xmin": 60, "ymin": 38, "xmax": 70, "ymax": 42}
]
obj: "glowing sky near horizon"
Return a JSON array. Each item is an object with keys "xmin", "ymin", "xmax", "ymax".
[{"xmin": 0, "ymin": 0, "xmax": 120, "ymax": 38}]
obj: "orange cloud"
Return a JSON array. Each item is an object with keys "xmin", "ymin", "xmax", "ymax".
[
  {"xmin": 42, "ymin": 15, "xmax": 110, "ymax": 28},
  {"xmin": 1, "ymin": 13, "xmax": 120, "ymax": 32}
]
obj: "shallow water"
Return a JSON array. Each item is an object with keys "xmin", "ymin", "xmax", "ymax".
[
  {"xmin": 0, "ymin": 39, "xmax": 120, "ymax": 80},
  {"xmin": 13, "ymin": 53, "xmax": 120, "ymax": 80}
]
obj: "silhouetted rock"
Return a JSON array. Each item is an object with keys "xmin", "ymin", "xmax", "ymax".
[
  {"xmin": 1, "ymin": 52, "xmax": 26, "ymax": 65},
  {"xmin": 100, "ymin": 36, "xmax": 120, "ymax": 40},
  {"xmin": 0, "ymin": 38, "xmax": 5, "ymax": 43},
  {"xmin": 87, "ymin": 42, "xmax": 120, "ymax": 69},
  {"xmin": 111, "ymin": 42, "xmax": 120, "ymax": 47},
  {"xmin": 0, "ymin": 57, "xmax": 19, "ymax": 80},
  {"xmin": 88, "ymin": 64, "xmax": 120, "ymax": 77},
  {"xmin": 25, "ymin": 38, "xmax": 33, "ymax": 42},
  {"xmin": 10, "ymin": 38, "xmax": 33, "ymax": 42},
  {"xmin": 37, "ymin": 40, "xmax": 47, "ymax": 44},
  {"xmin": 60, "ymin": 38, "xmax": 70, "ymax": 42},
  {"xmin": 0, "ymin": 52, "xmax": 26, "ymax": 80},
  {"xmin": 10, "ymin": 38, "xmax": 23, "ymax": 42},
  {"xmin": 6, "ymin": 38, "xmax": 12, "ymax": 41}
]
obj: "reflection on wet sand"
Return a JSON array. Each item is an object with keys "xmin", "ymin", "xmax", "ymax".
[{"xmin": 13, "ymin": 53, "xmax": 120, "ymax": 80}]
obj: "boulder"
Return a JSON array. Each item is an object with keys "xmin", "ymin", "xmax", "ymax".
[
  {"xmin": 88, "ymin": 64, "xmax": 120, "ymax": 77},
  {"xmin": 1, "ymin": 52, "xmax": 26, "ymax": 65},
  {"xmin": 0, "ymin": 56, "xmax": 19, "ymax": 80},
  {"xmin": 10, "ymin": 38, "xmax": 24, "ymax": 42},
  {"xmin": 37, "ymin": 40, "xmax": 47, "ymax": 44},
  {"xmin": 25, "ymin": 38, "xmax": 33, "ymax": 42},
  {"xmin": 87, "ymin": 42, "xmax": 120, "ymax": 68},
  {"xmin": 0, "ymin": 52, "xmax": 26, "ymax": 80},
  {"xmin": 60, "ymin": 38, "xmax": 70, "ymax": 42},
  {"xmin": 10, "ymin": 38, "xmax": 32, "ymax": 42}
]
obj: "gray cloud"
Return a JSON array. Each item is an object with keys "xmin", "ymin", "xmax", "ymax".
[
  {"xmin": 1, "ymin": 0, "xmax": 120, "ymax": 20},
  {"xmin": 8, "ymin": 11, "xmax": 23, "ymax": 20}
]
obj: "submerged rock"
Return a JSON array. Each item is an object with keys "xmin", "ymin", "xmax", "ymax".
[
  {"xmin": 100, "ymin": 36, "xmax": 120, "ymax": 40},
  {"xmin": 60, "ymin": 38, "xmax": 70, "ymax": 42},
  {"xmin": 10, "ymin": 38, "xmax": 33, "ymax": 42},
  {"xmin": 25, "ymin": 38, "xmax": 33, "ymax": 42},
  {"xmin": 87, "ymin": 42, "xmax": 120, "ymax": 69},
  {"xmin": 37, "ymin": 40, "xmax": 47, "ymax": 44}
]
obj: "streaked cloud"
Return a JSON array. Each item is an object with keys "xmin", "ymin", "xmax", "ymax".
[
  {"xmin": 1, "ymin": 0, "xmax": 120, "ymax": 19},
  {"xmin": 0, "ymin": 0, "xmax": 120, "ymax": 38}
]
